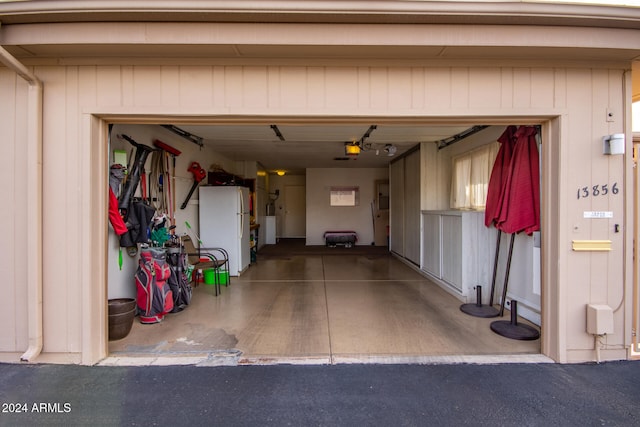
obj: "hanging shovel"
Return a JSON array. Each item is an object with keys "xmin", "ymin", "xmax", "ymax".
[{"xmin": 180, "ymin": 162, "xmax": 207, "ymax": 209}]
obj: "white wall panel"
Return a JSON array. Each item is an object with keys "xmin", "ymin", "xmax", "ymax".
[
  {"xmin": 441, "ymin": 215, "xmax": 463, "ymax": 290},
  {"xmin": 422, "ymin": 213, "xmax": 441, "ymax": 277},
  {"xmin": 390, "ymin": 158, "xmax": 405, "ymax": 256},
  {"xmin": 403, "ymin": 149, "xmax": 421, "ymax": 264}
]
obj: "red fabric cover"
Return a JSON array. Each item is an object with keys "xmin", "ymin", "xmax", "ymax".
[
  {"xmin": 108, "ymin": 187, "xmax": 128, "ymax": 235},
  {"xmin": 484, "ymin": 126, "xmax": 517, "ymax": 227},
  {"xmin": 496, "ymin": 126, "xmax": 540, "ymax": 235}
]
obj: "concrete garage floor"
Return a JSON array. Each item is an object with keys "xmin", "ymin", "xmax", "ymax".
[{"xmin": 106, "ymin": 240, "xmax": 544, "ymax": 366}]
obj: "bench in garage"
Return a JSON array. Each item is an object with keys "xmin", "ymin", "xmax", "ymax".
[{"xmin": 324, "ymin": 231, "xmax": 358, "ymax": 248}]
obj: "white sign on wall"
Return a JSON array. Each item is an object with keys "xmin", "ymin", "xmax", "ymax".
[
  {"xmin": 583, "ymin": 211, "xmax": 613, "ymax": 219},
  {"xmin": 330, "ymin": 187, "xmax": 359, "ymax": 206}
]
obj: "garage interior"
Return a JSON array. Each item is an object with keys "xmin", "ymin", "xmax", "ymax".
[{"xmin": 106, "ymin": 121, "xmax": 543, "ymax": 365}]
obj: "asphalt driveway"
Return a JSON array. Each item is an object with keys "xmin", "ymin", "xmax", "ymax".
[{"xmin": 1, "ymin": 361, "xmax": 639, "ymax": 426}]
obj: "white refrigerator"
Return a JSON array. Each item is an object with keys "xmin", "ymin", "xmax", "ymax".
[{"xmin": 199, "ymin": 186, "xmax": 251, "ymax": 276}]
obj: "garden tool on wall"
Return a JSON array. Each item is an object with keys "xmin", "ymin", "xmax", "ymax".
[
  {"xmin": 117, "ymin": 134, "xmax": 157, "ymax": 218},
  {"xmin": 109, "ymin": 165, "xmax": 129, "ymax": 236},
  {"xmin": 108, "ymin": 125, "xmax": 126, "ymax": 270},
  {"xmin": 117, "ymin": 134, "xmax": 157, "ymax": 255},
  {"xmin": 153, "ymin": 139, "xmax": 182, "ymax": 224},
  {"xmin": 180, "ymin": 162, "xmax": 207, "ymax": 209},
  {"xmin": 185, "ymin": 221, "xmax": 203, "ymax": 246}
]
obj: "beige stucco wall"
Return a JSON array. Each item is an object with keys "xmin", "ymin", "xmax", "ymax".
[{"xmin": 0, "ymin": 59, "xmax": 631, "ymax": 364}]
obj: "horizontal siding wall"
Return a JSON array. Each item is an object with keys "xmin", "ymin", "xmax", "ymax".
[{"xmin": 0, "ymin": 62, "xmax": 628, "ymax": 363}]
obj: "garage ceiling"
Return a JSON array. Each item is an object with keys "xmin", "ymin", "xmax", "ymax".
[{"xmin": 174, "ymin": 123, "xmax": 477, "ymax": 173}]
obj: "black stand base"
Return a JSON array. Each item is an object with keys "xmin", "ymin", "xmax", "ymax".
[
  {"xmin": 490, "ymin": 301, "xmax": 540, "ymax": 341},
  {"xmin": 460, "ymin": 303, "xmax": 500, "ymax": 318},
  {"xmin": 460, "ymin": 286, "xmax": 500, "ymax": 318}
]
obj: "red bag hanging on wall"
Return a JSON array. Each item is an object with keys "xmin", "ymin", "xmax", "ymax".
[{"xmin": 135, "ymin": 247, "xmax": 174, "ymax": 324}]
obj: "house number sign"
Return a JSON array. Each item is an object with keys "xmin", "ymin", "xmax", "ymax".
[
  {"xmin": 576, "ymin": 182, "xmax": 619, "ymax": 200},
  {"xmin": 583, "ymin": 211, "xmax": 613, "ymax": 219}
]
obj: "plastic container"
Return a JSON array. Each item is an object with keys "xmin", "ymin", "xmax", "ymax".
[
  {"xmin": 203, "ymin": 269, "xmax": 216, "ymax": 285},
  {"xmin": 108, "ymin": 298, "xmax": 136, "ymax": 340},
  {"xmin": 203, "ymin": 269, "xmax": 229, "ymax": 286},
  {"xmin": 218, "ymin": 270, "xmax": 229, "ymax": 286}
]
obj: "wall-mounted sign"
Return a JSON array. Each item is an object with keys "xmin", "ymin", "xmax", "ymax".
[
  {"xmin": 572, "ymin": 240, "xmax": 612, "ymax": 251},
  {"xmin": 583, "ymin": 211, "xmax": 613, "ymax": 219},
  {"xmin": 330, "ymin": 186, "xmax": 359, "ymax": 207},
  {"xmin": 576, "ymin": 183, "xmax": 619, "ymax": 199}
]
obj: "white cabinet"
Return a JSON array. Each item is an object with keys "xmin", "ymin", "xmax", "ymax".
[
  {"xmin": 257, "ymin": 215, "xmax": 277, "ymax": 247},
  {"xmin": 421, "ymin": 211, "xmax": 494, "ymax": 301},
  {"xmin": 422, "ymin": 213, "xmax": 441, "ymax": 277},
  {"xmin": 390, "ymin": 149, "xmax": 420, "ymax": 263},
  {"xmin": 441, "ymin": 214, "xmax": 463, "ymax": 291},
  {"xmin": 265, "ymin": 216, "xmax": 276, "ymax": 244}
]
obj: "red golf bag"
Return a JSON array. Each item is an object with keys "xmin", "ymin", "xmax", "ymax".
[{"xmin": 135, "ymin": 247, "xmax": 174, "ymax": 324}]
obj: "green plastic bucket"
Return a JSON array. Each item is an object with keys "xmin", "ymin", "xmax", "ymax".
[
  {"xmin": 218, "ymin": 270, "xmax": 229, "ymax": 286},
  {"xmin": 203, "ymin": 269, "xmax": 229, "ymax": 286},
  {"xmin": 203, "ymin": 269, "xmax": 216, "ymax": 285}
]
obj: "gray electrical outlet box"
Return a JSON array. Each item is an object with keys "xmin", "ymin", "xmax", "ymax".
[{"xmin": 586, "ymin": 304, "xmax": 614, "ymax": 335}]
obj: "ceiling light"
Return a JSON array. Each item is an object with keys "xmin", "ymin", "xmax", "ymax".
[
  {"xmin": 384, "ymin": 144, "xmax": 397, "ymax": 156},
  {"xmin": 345, "ymin": 143, "xmax": 361, "ymax": 156},
  {"xmin": 276, "ymin": 170, "xmax": 286, "ymax": 176}
]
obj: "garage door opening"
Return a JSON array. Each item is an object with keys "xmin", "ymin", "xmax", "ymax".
[{"xmin": 103, "ymin": 120, "xmax": 545, "ymax": 365}]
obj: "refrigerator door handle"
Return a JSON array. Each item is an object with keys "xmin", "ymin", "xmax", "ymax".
[{"xmin": 238, "ymin": 189, "xmax": 244, "ymax": 239}]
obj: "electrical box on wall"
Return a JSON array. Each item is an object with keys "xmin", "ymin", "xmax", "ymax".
[
  {"xmin": 586, "ymin": 304, "xmax": 614, "ymax": 335},
  {"xmin": 602, "ymin": 134, "xmax": 625, "ymax": 155}
]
